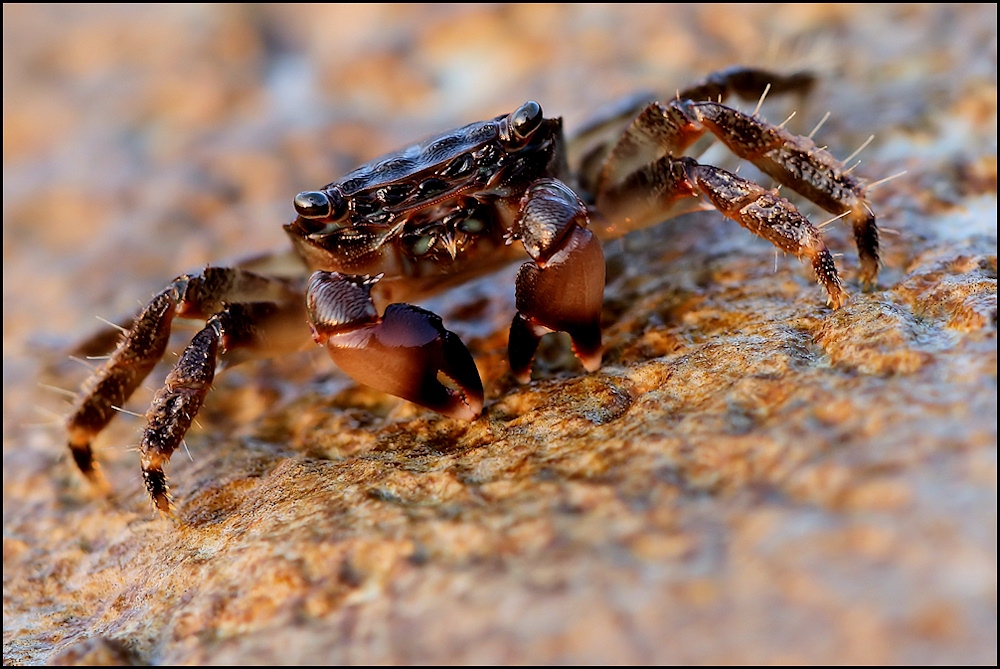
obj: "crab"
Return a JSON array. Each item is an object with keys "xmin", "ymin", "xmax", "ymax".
[{"xmin": 65, "ymin": 67, "xmax": 879, "ymax": 513}]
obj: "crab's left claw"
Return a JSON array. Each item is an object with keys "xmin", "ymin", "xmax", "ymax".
[{"xmin": 307, "ymin": 271, "xmax": 484, "ymax": 420}]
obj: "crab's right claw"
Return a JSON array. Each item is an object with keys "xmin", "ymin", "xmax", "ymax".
[
  {"xmin": 307, "ymin": 272, "xmax": 484, "ymax": 420},
  {"xmin": 509, "ymin": 179, "xmax": 606, "ymax": 383}
]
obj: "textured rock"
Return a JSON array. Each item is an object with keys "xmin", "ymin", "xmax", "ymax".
[{"xmin": 4, "ymin": 4, "xmax": 996, "ymax": 665}]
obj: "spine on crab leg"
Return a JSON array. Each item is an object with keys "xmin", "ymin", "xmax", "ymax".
[
  {"xmin": 685, "ymin": 100, "xmax": 879, "ymax": 287},
  {"xmin": 307, "ymin": 272, "xmax": 484, "ymax": 421},
  {"xmin": 509, "ymin": 179, "xmax": 606, "ymax": 383}
]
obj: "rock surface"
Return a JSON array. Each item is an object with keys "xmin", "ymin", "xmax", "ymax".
[{"xmin": 4, "ymin": 4, "xmax": 996, "ymax": 665}]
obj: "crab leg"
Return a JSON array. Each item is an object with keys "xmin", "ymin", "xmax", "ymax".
[
  {"xmin": 685, "ymin": 100, "xmax": 878, "ymax": 286},
  {"xmin": 675, "ymin": 66, "xmax": 816, "ymax": 105},
  {"xmin": 572, "ymin": 67, "xmax": 816, "ymax": 194},
  {"xmin": 599, "ymin": 156, "xmax": 848, "ymax": 308},
  {"xmin": 307, "ymin": 271, "xmax": 484, "ymax": 421},
  {"xmin": 139, "ymin": 300, "xmax": 308, "ymax": 513},
  {"xmin": 66, "ymin": 293, "xmax": 175, "ymax": 492},
  {"xmin": 592, "ymin": 97, "xmax": 878, "ymax": 288},
  {"xmin": 508, "ymin": 179, "xmax": 606, "ymax": 382},
  {"xmin": 65, "ymin": 267, "xmax": 302, "ymax": 495}
]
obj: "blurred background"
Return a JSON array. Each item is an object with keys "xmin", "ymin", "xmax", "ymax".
[
  {"xmin": 5, "ymin": 4, "xmax": 994, "ymax": 350},
  {"xmin": 4, "ymin": 4, "xmax": 996, "ymax": 665}
]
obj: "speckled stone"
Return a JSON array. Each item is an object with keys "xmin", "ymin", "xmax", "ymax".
[{"xmin": 4, "ymin": 4, "xmax": 996, "ymax": 665}]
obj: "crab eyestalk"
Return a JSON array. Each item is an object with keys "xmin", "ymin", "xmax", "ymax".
[{"xmin": 307, "ymin": 271, "xmax": 484, "ymax": 420}]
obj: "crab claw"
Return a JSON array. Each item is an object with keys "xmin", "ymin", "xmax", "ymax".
[
  {"xmin": 307, "ymin": 271, "xmax": 484, "ymax": 420},
  {"xmin": 509, "ymin": 180, "xmax": 606, "ymax": 383}
]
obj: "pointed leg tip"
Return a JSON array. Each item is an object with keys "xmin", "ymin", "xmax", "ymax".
[
  {"xmin": 152, "ymin": 495, "xmax": 177, "ymax": 520},
  {"xmin": 143, "ymin": 468, "xmax": 175, "ymax": 517},
  {"xmin": 82, "ymin": 466, "xmax": 112, "ymax": 496},
  {"xmin": 70, "ymin": 442, "xmax": 113, "ymax": 496},
  {"xmin": 826, "ymin": 290, "xmax": 849, "ymax": 310},
  {"xmin": 818, "ymin": 273, "xmax": 849, "ymax": 310},
  {"xmin": 151, "ymin": 484, "xmax": 177, "ymax": 518}
]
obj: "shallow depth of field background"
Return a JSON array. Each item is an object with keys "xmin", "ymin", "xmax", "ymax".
[{"xmin": 4, "ymin": 5, "xmax": 996, "ymax": 665}]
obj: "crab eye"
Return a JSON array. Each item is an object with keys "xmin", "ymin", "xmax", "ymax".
[
  {"xmin": 294, "ymin": 191, "xmax": 330, "ymax": 218},
  {"xmin": 294, "ymin": 189, "xmax": 346, "ymax": 220},
  {"xmin": 510, "ymin": 101, "xmax": 543, "ymax": 140}
]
